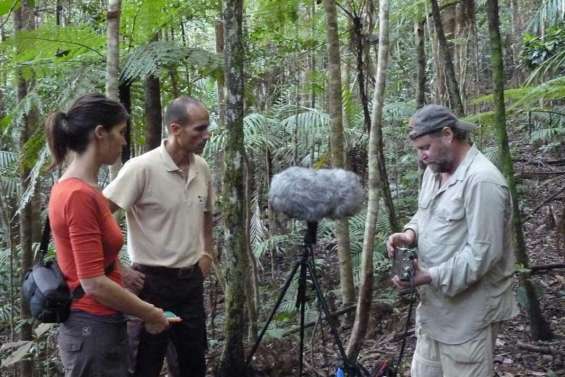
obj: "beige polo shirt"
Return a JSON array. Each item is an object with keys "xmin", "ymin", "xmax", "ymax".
[
  {"xmin": 405, "ymin": 145, "xmax": 518, "ymax": 344},
  {"xmin": 103, "ymin": 140, "xmax": 214, "ymax": 268}
]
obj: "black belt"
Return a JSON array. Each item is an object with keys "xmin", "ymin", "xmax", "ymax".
[{"xmin": 132, "ymin": 263, "xmax": 199, "ymax": 278}]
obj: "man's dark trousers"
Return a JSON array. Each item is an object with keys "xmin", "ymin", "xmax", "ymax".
[{"xmin": 131, "ymin": 264, "xmax": 207, "ymax": 377}]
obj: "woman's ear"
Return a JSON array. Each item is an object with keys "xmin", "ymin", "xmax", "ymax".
[{"xmin": 93, "ymin": 125, "xmax": 106, "ymax": 140}]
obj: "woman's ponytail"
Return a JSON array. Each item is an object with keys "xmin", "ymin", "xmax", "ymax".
[{"xmin": 45, "ymin": 111, "xmax": 69, "ymax": 168}]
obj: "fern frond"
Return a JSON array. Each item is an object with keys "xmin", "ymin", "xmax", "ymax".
[{"xmin": 121, "ymin": 41, "xmax": 222, "ymax": 83}]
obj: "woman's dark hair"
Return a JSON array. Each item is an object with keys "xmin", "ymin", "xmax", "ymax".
[{"xmin": 45, "ymin": 93, "xmax": 129, "ymax": 167}]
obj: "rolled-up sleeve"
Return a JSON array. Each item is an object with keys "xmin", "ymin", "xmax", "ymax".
[
  {"xmin": 403, "ymin": 211, "xmax": 420, "ymax": 238},
  {"xmin": 428, "ymin": 180, "xmax": 509, "ymax": 297}
]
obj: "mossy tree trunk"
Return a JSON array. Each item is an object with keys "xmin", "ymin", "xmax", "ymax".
[
  {"xmin": 486, "ymin": 0, "xmax": 552, "ymax": 341},
  {"xmin": 14, "ymin": 1, "xmax": 35, "ymax": 376},
  {"xmin": 217, "ymin": 0, "xmax": 249, "ymax": 376}
]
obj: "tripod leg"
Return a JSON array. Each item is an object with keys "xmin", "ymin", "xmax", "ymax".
[
  {"xmin": 298, "ymin": 257, "xmax": 308, "ymax": 377},
  {"xmin": 306, "ymin": 260, "xmax": 349, "ymax": 364},
  {"xmin": 246, "ymin": 260, "xmax": 301, "ymax": 366}
]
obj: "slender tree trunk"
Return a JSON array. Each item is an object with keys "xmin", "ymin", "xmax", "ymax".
[
  {"xmin": 14, "ymin": 2, "xmax": 35, "ymax": 376},
  {"xmin": 106, "ymin": 0, "xmax": 122, "ymax": 177},
  {"xmin": 218, "ymin": 0, "xmax": 249, "ymax": 376},
  {"xmin": 55, "ymin": 0, "xmax": 63, "ymax": 26},
  {"xmin": 119, "ymin": 82, "xmax": 132, "ymax": 162},
  {"xmin": 486, "ymin": 0, "xmax": 552, "ymax": 341},
  {"xmin": 243, "ymin": 157, "xmax": 258, "ymax": 343},
  {"xmin": 415, "ymin": 21, "xmax": 426, "ymax": 108},
  {"xmin": 144, "ymin": 75, "xmax": 162, "ymax": 151},
  {"xmin": 430, "ymin": 0, "xmax": 464, "ymax": 116},
  {"xmin": 322, "ymin": 0, "xmax": 356, "ymax": 315},
  {"xmin": 346, "ymin": 0, "xmax": 389, "ymax": 360},
  {"xmin": 352, "ymin": 9, "xmax": 399, "ymax": 233},
  {"xmin": 215, "ymin": 17, "xmax": 226, "ymax": 129}
]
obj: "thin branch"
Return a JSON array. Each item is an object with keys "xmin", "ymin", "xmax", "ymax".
[
  {"xmin": 20, "ymin": 36, "xmax": 104, "ymax": 57},
  {"xmin": 525, "ymin": 184, "xmax": 565, "ymax": 222},
  {"xmin": 336, "ymin": 1, "xmax": 355, "ymax": 20}
]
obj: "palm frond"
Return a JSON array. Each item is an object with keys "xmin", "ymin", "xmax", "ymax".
[
  {"xmin": 15, "ymin": 147, "xmax": 48, "ymax": 217},
  {"xmin": 528, "ymin": 0, "xmax": 565, "ymax": 35},
  {"xmin": 0, "ymin": 151, "xmax": 16, "ymax": 168}
]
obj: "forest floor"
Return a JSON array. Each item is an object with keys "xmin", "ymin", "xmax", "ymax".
[{"xmin": 205, "ymin": 133, "xmax": 564, "ymax": 377}]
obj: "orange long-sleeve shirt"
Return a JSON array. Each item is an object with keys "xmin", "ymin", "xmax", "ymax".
[{"xmin": 49, "ymin": 178, "xmax": 124, "ymax": 316}]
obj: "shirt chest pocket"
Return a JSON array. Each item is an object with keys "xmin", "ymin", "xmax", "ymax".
[
  {"xmin": 431, "ymin": 197, "xmax": 465, "ymax": 245},
  {"xmin": 185, "ymin": 184, "xmax": 208, "ymax": 212}
]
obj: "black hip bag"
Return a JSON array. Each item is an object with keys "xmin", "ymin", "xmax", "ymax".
[{"xmin": 22, "ymin": 218, "xmax": 114, "ymax": 323}]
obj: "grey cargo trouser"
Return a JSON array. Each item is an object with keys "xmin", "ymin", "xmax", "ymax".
[{"xmin": 58, "ymin": 310, "xmax": 128, "ymax": 377}]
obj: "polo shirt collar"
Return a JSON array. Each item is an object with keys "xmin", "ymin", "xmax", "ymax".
[{"xmin": 159, "ymin": 139, "xmax": 195, "ymax": 173}]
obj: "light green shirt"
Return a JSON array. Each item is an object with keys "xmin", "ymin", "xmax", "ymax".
[{"xmin": 405, "ymin": 145, "xmax": 518, "ymax": 344}]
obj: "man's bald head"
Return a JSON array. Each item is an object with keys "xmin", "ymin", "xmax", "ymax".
[{"xmin": 164, "ymin": 96, "xmax": 206, "ymax": 130}]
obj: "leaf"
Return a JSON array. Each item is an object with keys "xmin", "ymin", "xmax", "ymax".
[
  {"xmin": 34, "ymin": 323, "xmax": 54, "ymax": 338},
  {"xmin": 0, "ymin": 341, "xmax": 32, "ymax": 368},
  {"xmin": 0, "ymin": 0, "xmax": 19, "ymax": 16},
  {"xmin": 0, "ymin": 340, "xmax": 28, "ymax": 352}
]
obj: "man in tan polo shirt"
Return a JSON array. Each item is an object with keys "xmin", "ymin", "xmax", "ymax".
[
  {"xmin": 104, "ymin": 96, "xmax": 214, "ymax": 377},
  {"xmin": 386, "ymin": 105, "xmax": 518, "ymax": 377}
]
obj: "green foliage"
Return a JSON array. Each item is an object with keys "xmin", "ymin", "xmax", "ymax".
[
  {"xmin": 0, "ymin": 24, "xmax": 105, "ymax": 74},
  {"xmin": 0, "ymin": 0, "xmax": 19, "ymax": 16},
  {"xmin": 522, "ymin": 26, "xmax": 565, "ymax": 68},
  {"xmin": 120, "ymin": 41, "xmax": 223, "ymax": 83},
  {"xmin": 121, "ymin": 0, "xmax": 216, "ymax": 45}
]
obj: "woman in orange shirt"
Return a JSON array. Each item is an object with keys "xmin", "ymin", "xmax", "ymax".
[{"xmin": 46, "ymin": 94, "xmax": 173, "ymax": 377}]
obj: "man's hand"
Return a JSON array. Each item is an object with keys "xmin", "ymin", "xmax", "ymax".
[
  {"xmin": 122, "ymin": 264, "xmax": 145, "ymax": 295},
  {"xmin": 198, "ymin": 255, "xmax": 212, "ymax": 277},
  {"xmin": 391, "ymin": 259, "xmax": 432, "ymax": 290},
  {"xmin": 386, "ymin": 230, "xmax": 416, "ymax": 258}
]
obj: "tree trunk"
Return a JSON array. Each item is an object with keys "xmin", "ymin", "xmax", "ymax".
[
  {"xmin": 486, "ymin": 0, "xmax": 552, "ymax": 341},
  {"xmin": 215, "ymin": 17, "xmax": 226, "ymax": 129},
  {"xmin": 346, "ymin": 0, "xmax": 389, "ymax": 360},
  {"xmin": 430, "ymin": 0, "xmax": 464, "ymax": 116},
  {"xmin": 415, "ymin": 21, "xmax": 426, "ymax": 109},
  {"xmin": 14, "ymin": 2, "xmax": 35, "ymax": 376},
  {"xmin": 217, "ymin": 0, "xmax": 249, "ymax": 376},
  {"xmin": 352, "ymin": 8, "xmax": 399, "ymax": 233},
  {"xmin": 144, "ymin": 75, "xmax": 162, "ymax": 151},
  {"xmin": 119, "ymin": 82, "xmax": 132, "ymax": 162},
  {"xmin": 106, "ymin": 0, "xmax": 122, "ymax": 177},
  {"xmin": 322, "ymin": 0, "xmax": 356, "ymax": 316}
]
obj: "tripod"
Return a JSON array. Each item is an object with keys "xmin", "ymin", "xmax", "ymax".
[{"xmin": 246, "ymin": 222, "xmax": 367, "ymax": 377}]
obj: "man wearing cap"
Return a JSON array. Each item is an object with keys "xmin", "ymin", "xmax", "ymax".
[
  {"xmin": 386, "ymin": 104, "xmax": 518, "ymax": 377},
  {"xmin": 104, "ymin": 96, "xmax": 215, "ymax": 377}
]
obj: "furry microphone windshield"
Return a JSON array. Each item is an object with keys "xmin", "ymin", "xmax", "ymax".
[{"xmin": 268, "ymin": 167, "xmax": 365, "ymax": 222}]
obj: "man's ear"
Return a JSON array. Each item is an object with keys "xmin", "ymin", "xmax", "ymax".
[
  {"xmin": 441, "ymin": 126, "xmax": 454, "ymax": 143},
  {"xmin": 169, "ymin": 122, "xmax": 181, "ymax": 135}
]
